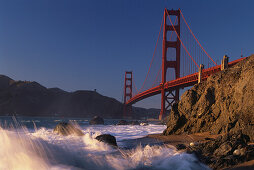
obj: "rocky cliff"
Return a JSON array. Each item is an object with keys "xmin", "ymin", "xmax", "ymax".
[
  {"xmin": 164, "ymin": 55, "xmax": 254, "ymax": 141},
  {"xmin": 0, "ymin": 75, "xmax": 159, "ymax": 118}
]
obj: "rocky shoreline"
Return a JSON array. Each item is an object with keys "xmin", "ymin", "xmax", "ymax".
[
  {"xmin": 159, "ymin": 55, "xmax": 254, "ymax": 169},
  {"xmin": 146, "ymin": 132, "xmax": 254, "ymax": 169}
]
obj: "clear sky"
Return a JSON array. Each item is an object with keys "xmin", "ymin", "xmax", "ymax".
[{"xmin": 0, "ymin": 0, "xmax": 253, "ymax": 109}]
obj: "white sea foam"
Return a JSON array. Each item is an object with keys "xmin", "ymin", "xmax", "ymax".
[
  {"xmin": 82, "ymin": 124, "xmax": 167, "ymax": 141},
  {"xmin": 0, "ymin": 128, "xmax": 50, "ymax": 170},
  {"xmin": 107, "ymin": 145, "xmax": 209, "ymax": 170},
  {"xmin": 0, "ymin": 122, "xmax": 210, "ymax": 170}
]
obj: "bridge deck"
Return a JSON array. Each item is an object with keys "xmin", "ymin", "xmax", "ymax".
[{"xmin": 126, "ymin": 58, "xmax": 244, "ymax": 105}]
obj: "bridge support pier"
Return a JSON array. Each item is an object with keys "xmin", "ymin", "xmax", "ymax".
[
  {"xmin": 159, "ymin": 9, "xmax": 181, "ymax": 120},
  {"xmin": 123, "ymin": 71, "xmax": 133, "ymax": 118},
  {"xmin": 159, "ymin": 89, "xmax": 179, "ymax": 120},
  {"xmin": 221, "ymin": 55, "xmax": 229, "ymax": 70}
]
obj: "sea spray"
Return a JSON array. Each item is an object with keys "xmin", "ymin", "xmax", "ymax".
[
  {"xmin": 82, "ymin": 132, "xmax": 114, "ymax": 152},
  {"xmin": 0, "ymin": 117, "xmax": 210, "ymax": 169},
  {"xmin": 106, "ymin": 145, "xmax": 210, "ymax": 170},
  {"xmin": 0, "ymin": 128, "xmax": 50, "ymax": 170}
]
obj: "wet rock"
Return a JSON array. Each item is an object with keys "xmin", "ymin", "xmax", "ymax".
[
  {"xmin": 89, "ymin": 116, "xmax": 104, "ymax": 125},
  {"xmin": 214, "ymin": 142, "xmax": 232, "ymax": 156},
  {"xmin": 129, "ymin": 120, "xmax": 140, "ymax": 125},
  {"xmin": 140, "ymin": 121, "xmax": 149, "ymax": 126},
  {"xmin": 176, "ymin": 144, "xmax": 186, "ymax": 150},
  {"xmin": 116, "ymin": 120, "xmax": 128, "ymax": 125},
  {"xmin": 116, "ymin": 120, "xmax": 140, "ymax": 125},
  {"xmin": 186, "ymin": 132, "xmax": 254, "ymax": 169},
  {"xmin": 189, "ymin": 142, "xmax": 198, "ymax": 147},
  {"xmin": 95, "ymin": 134, "xmax": 117, "ymax": 147},
  {"xmin": 53, "ymin": 122, "xmax": 84, "ymax": 136},
  {"xmin": 233, "ymin": 147, "xmax": 247, "ymax": 156}
]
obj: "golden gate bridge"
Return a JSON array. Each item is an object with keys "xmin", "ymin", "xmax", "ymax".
[{"xmin": 123, "ymin": 8, "xmax": 244, "ymax": 120}]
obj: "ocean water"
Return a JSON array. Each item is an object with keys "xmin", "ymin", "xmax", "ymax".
[{"xmin": 0, "ymin": 117, "xmax": 209, "ymax": 170}]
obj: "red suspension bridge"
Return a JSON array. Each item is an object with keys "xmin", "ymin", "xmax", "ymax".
[{"xmin": 123, "ymin": 8, "xmax": 244, "ymax": 120}]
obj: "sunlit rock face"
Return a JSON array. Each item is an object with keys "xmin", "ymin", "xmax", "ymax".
[
  {"xmin": 164, "ymin": 55, "xmax": 254, "ymax": 141},
  {"xmin": 53, "ymin": 122, "xmax": 84, "ymax": 136}
]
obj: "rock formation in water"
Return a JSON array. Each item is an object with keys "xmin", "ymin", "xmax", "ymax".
[
  {"xmin": 89, "ymin": 116, "xmax": 104, "ymax": 125},
  {"xmin": 53, "ymin": 122, "xmax": 84, "ymax": 136},
  {"xmin": 0, "ymin": 75, "xmax": 159, "ymax": 119},
  {"xmin": 95, "ymin": 134, "xmax": 118, "ymax": 147},
  {"xmin": 116, "ymin": 120, "xmax": 140, "ymax": 125},
  {"xmin": 164, "ymin": 55, "xmax": 254, "ymax": 140}
]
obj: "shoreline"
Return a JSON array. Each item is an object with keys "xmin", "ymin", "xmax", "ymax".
[
  {"xmin": 147, "ymin": 132, "xmax": 220, "ymax": 147},
  {"xmin": 144, "ymin": 133, "xmax": 254, "ymax": 170}
]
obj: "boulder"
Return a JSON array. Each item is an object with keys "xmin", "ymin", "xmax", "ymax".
[
  {"xmin": 89, "ymin": 116, "xmax": 104, "ymax": 125},
  {"xmin": 95, "ymin": 134, "xmax": 117, "ymax": 147},
  {"xmin": 129, "ymin": 120, "xmax": 140, "ymax": 125},
  {"xmin": 176, "ymin": 143, "xmax": 187, "ymax": 150},
  {"xmin": 140, "ymin": 121, "xmax": 149, "ymax": 126},
  {"xmin": 214, "ymin": 142, "xmax": 232, "ymax": 156},
  {"xmin": 186, "ymin": 131, "xmax": 254, "ymax": 169},
  {"xmin": 116, "ymin": 120, "xmax": 128, "ymax": 125},
  {"xmin": 53, "ymin": 122, "xmax": 84, "ymax": 136}
]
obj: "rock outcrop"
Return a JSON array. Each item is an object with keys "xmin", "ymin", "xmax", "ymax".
[
  {"xmin": 95, "ymin": 134, "xmax": 118, "ymax": 147},
  {"xmin": 89, "ymin": 116, "xmax": 104, "ymax": 125},
  {"xmin": 186, "ymin": 131, "xmax": 254, "ymax": 169},
  {"xmin": 116, "ymin": 120, "xmax": 129, "ymax": 125},
  {"xmin": 164, "ymin": 55, "xmax": 254, "ymax": 141},
  {"xmin": 53, "ymin": 122, "xmax": 84, "ymax": 136}
]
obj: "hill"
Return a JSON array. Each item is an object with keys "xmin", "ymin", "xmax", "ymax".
[{"xmin": 0, "ymin": 75, "xmax": 159, "ymax": 119}]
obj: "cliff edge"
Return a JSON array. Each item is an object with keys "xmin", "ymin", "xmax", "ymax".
[{"xmin": 163, "ymin": 55, "xmax": 254, "ymax": 141}]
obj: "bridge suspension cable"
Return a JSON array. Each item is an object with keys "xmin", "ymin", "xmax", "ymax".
[
  {"xmin": 132, "ymin": 79, "xmax": 139, "ymax": 96},
  {"xmin": 166, "ymin": 9, "xmax": 199, "ymax": 68},
  {"xmin": 132, "ymin": 8, "xmax": 219, "ymax": 99},
  {"xmin": 137, "ymin": 17, "xmax": 164, "ymax": 94},
  {"xmin": 179, "ymin": 9, "xmax": 217, "ymax": 66}
]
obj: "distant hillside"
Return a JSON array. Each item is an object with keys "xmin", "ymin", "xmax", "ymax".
[{"xmin": 0, "ymin": 75, "xmax": 159, "ymax": 119}]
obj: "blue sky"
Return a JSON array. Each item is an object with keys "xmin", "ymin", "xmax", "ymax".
[{"xmin": 0, "ymin": 0, "xmax": 253, "ymax": 109}]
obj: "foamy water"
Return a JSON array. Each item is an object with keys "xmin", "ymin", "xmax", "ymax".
[{"xmin": 0, "ymin": 117, "xmax": 210, "ymax": 170}]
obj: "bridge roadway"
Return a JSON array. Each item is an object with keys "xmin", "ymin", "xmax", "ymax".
[{"xmin": 126, "ymin": 58, "xmax": 244, "ymax": 106}]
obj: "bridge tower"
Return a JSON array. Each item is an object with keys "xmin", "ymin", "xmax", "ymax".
[
  {"xmin": 123, "ymin": 71, "xmax": 132, "ymax": 118},
  {"xmin": 159, "ymin": 9, "xmax": 181, "ymax": 120}
]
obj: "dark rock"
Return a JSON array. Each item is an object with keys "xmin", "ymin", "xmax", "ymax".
[
  {"xmin": 129, "ymin": 120, "xmax": 140, "ymax": 125},
  {"xmin": 117, "ymin": 120, "xmax": 128, "ymax": 125},
  {"xmin": 140, "ymin": 121, "xmax": 149, "ymax": 126},
  {"xmin": 89, "ymin": 116, "xmax": 104, "ymax": 125},
  {"xmin": 116, "ymin": 120, "xmax": 140, "ymax": 125},
  {"xmin": 176, "ymin": 144, "xmax": 187, "ymax": 150},
  {"xmin": 214, "ymin": 142, "xmax": 232, "ymax": 156},
  {"xmin": 53, "ymin": 122, "xmax": 84, "ymax": 136},
  {"xmin": 95, "ymin": 134, "xmax": 117, "ymax": 147},
  {"xmin": 186, "ymin": 132, "xmax": 254, "ymax": 169}
]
